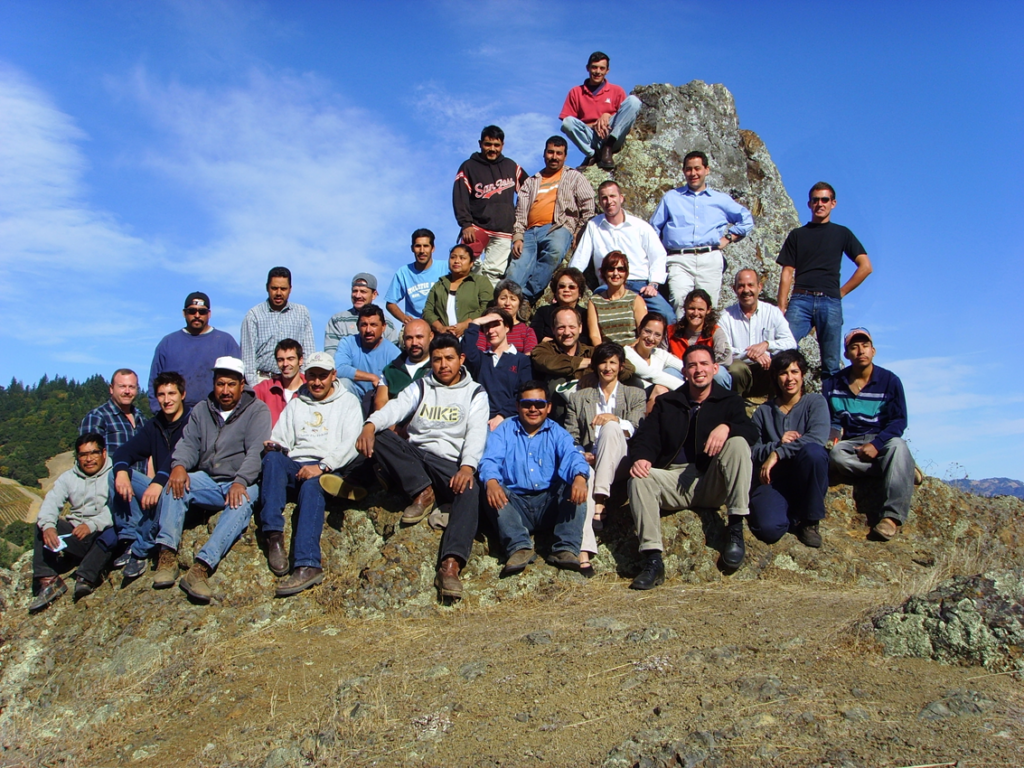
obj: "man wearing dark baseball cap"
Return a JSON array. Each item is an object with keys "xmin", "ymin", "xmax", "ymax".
[
  {"xmin": 323, "ymin": 273, "xmax": 400, "ymax": 355},
  {"xmin": 147, "ymin": 291, "xmax": 241, "ymax": 411}
]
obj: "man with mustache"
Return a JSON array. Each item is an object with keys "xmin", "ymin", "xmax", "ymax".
[
  {"xmin": 334, "ymin": 304, "xmax": 401, "ymax": 416},
  {"xmin": 374, "ymin": 319, "xmax": 434, "ymax": 410}
]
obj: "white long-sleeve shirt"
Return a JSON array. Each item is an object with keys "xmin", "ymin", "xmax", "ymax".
[
  {"xmin": 718, "ymin": 302, "xmax": 797, "ymax": 361},
  {"xmin": 569, "ymin": 212, "xmax": 667, "ymax": 285},
  {"xmin": 624, "ymin": 345, "xmax": 684, "ymax": 390}
]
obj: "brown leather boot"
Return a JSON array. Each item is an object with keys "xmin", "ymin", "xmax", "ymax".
[
  {"xmin": 434, "ymin": 557, "xmax": 463, "ymax": 601},
  {"xmin": 265, "ymin": 531, "xmax": 288, "ymax": 576},
  {"xmin": 402, "ymin": 486, "xmax": 436, "ymax": 525},
  {"xmin": 179, "ymin": 561, "xmax": 213, "ymax": 602},
  {"xmin": 597, "ymin": 139, "xmax": 615, "ymax": 169},
  {"xmin": 152, "ymin": 546, "xmax": 180, "ymax": 589}
]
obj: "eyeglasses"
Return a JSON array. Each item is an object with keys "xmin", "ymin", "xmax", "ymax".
[
  {"xmin": 605, "ymin": 266, "xmax": 628, "ymax": 274},
  {"xmin": 77, "ymin": 449, "xmax": 103, "ymax": 459},
  {"xmin": 186, "ymin": 308, "xmax": 210, "ymax": 316},
  {"xmin": 518, "ymin": 399, "xmax": 548, "ymax": 410},
  {"xmin": 810, "ymin": 196, "xmax": 833, "ymax": 204}
]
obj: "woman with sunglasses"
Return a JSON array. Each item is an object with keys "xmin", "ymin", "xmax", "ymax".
[
  {"xmin": 530, "ymin": 267, "xmax": 591, "ymax": 345},
  {"xmin": 624, "ymin": 312, "xmax": 685, "ymax": 415},
  {"xmin": 587, "ymin": 251, "xmax": 647, "ymax": 346},
  {"xmin": 475, "ymin": 279, "xmax": 537, "ymax": 354},
  {"xmin": 666, "ymin": 288, "xmax": 733, "ymax": 388},
  {"xmin": 565, "ymin": 343, "xmax": 645, "ymax": 574}
]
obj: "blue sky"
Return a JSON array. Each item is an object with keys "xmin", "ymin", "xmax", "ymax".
[{"xmin": 1, "ymin": 1, "xmax": 1022, "ymax": 480}]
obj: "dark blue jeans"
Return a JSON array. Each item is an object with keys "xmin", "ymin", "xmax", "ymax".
[
  {"xmin": 747, "ymin": 443, "xmax": 829, "ymax": 544},
  {"xmin": 491, "ymin": 483, "xmax": 586, "ymax": 557},
  {"xmin": 785, "ymin": 293, "xmax": 843, "ymax": 377},
  {"xmin": 625, "ymin": 279, "xmax": 675, "ymax": 321}
]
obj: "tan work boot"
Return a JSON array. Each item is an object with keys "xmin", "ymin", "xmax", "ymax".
[
  {"xmin": 152, "ymin": 546, "xmax": 180, "ymax": 589},
  {"xmin": 434, "ymin": 556, "xmax": 463, "ymax": 601},
  {"xmin": 179, "ymin": 561, "xmax": 213, "ymax": 602},
  {"xmin": 319, "ymin": 474, "xmax": 368, "ymax": 501}
]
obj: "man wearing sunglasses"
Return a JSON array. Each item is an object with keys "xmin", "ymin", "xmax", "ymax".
[
  {"xmin": 777, "ymin": 183, "xmax": 873, "ymax": 378},
  {"xmin": 478, "ymin": 382, "xmax": 590, "ymax": 575},
  {"xmin": 147, "ymin": 292, "xmax": 241, "ymax": 411}
]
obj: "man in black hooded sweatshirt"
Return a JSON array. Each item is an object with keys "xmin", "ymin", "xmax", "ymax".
[{"xmin": 453, "ymin": 125, "xmax": 528, "ymax": 288}]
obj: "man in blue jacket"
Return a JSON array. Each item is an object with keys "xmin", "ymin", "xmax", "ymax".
[
  {"xmin": 111, "ymin": 371, "xmax": 191, "ymax": 580},
  {"xmin": 461, "ymin": 308, "xmax": 532, "ymax": 431}
]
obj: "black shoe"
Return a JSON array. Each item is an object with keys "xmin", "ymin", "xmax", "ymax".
[
  {"xmin": 265, "ymin": 531, "xmax": 289, "ymax": 576},
  {"xmin": 629, "ymin": 555, "xmax": 665, "ymax": 590},
  {"xmin": 597, "ymin": 140, "xmax": 615, "ymax": 169},
  {"xmin": 73, "ymin": 577, "xmax": 96, "ymax": 601},
  {"xmin": 797, "ymin": 521, "xmax": 822, "ymax": 548},
  {"xmin": 722, "ymin": 518, "xmax": 746, "ymax": 569},
  {"xmin": 123, "ymin": 554, "xmax": 149, "ymax": 580},
  {"xmin": 112, "ymin": 544, "xmax": 133, "ymax": 569}
]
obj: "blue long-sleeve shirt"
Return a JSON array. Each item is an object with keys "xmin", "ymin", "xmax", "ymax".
[
  {"xmin": 649, "ymin": 186, "xmax": 754, "ymax": 250},
  {"xmin": 148, "ymin": 327, "xmax": 241, "ymax": 410},
  {"xmin": 478, "ymin": 416, "xmax": 590, "ymax": 494},
  {"xmin": 822, "ymin": 365, "xmax": 907, "ymax": 452},
  {"xmin": 334, "ymin": 335, "xmax": 401, "ymax": 397}
]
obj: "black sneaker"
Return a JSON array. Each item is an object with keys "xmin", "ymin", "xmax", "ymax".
[
  {"xmin": 123, "ymin": 554, "xmax": 149, "ymax": 580},
  {"xmin": 722, "ymin": 518, "xmax": 746, "ymax": 569},
  {"xmin": 73, "ymin": 577, "xmax": 96, "ymax": 601},
  {"xmin": 629, "ymin": 555, "xmax": 665, "ymax": 590},
  {"xmin": 112, "ymin": 544, "xmax": 133, "ymax": 569},
  {"xmin": 797, "ymin": 522, "xmax": 823, "ymax": 548}
]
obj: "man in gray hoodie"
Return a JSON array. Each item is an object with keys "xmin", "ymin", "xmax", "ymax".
[
  {"xmin": 30, "ymin": 432, "xmax": 115, "ymax": 612},
  {"xmin": 357, "ymin": 334, "xmax": 490, "ymax": 601},
  {"xmin": 261, "ymin": 351, "xmax": 367, "ymax": 597},
  {"xmin": 153, "ymin": 356, "xmax": 272, "ymax": 602}
]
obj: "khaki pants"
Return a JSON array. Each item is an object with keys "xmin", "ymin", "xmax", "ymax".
[
  {"xmin": 582, "ymin": 425, "xmax": 629, "ymax": 555},
  {"xmin": 468, "ymin": 230, "xmax": 512, "ymax": 287},
  {"xmin": 627, "ymin": 436, "xmax": 752, "ymax": 553}
]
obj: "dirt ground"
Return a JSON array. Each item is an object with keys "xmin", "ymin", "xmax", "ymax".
[{"xmin": 11, "ymin": 576, "xmax": 1020, "ymax": 768}]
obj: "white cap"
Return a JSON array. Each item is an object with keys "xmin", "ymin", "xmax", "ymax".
[{"xmin": 212, "ymin": 356, "xmax": 245, "ymax": 378}]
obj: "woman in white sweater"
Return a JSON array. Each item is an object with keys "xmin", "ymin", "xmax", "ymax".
[{"xmin": 623, "ymin": 312, "xmax": 684, "ymax": 414}]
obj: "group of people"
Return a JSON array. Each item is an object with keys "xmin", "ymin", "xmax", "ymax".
[{"xmin": 28, "ymin": 51, "xmax": 919, "ymax": 612}]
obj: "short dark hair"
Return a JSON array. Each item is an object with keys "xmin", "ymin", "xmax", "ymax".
[
  {"xmin": 357, "ymin": 304, "xmax": 386, "ymax": 325},
  {"xmin": 591, "ymin": 342, "xmax": 625, "ymax": 370},
  {"xmin": 809, "ymin": 181, "xmax": 836, "ymax": 200},
  {"xmin": 516, "ymin": 380, "xmax": 549, "ymax": 400},
  {"xmin": 76, "ymin": 432, "xmax": 105, "ymax": 452},
  {"xmin": 154, "ymin": 371, "xmax": 186, "ymax": 395},
  {"xmin": 480, "ymin": 125, "xmax": 505, "ymax": 142},
  {"xmin": 484, "ymin": 306, "xmax": 514, "ymax": 330},
  {"xmin": 275, "ymin": 338, "xmax": 304, "ymax": 358},
  {"xmin": 769, "ymin": 349, "xmax": 809, "ymax": 397},
  {"xmin": 493, "ymin": 279, "xmax": 527, "ymax": 322},
  {"xmin": 411, "ymin": 228, "xmax": 435, "ymax": 246},
  {"xmin": 587, "ymin": 51, "xmax": 610, "ymax": 67},
  {"xmin": 682, "ymin": 344, "xmax": 715, "ymax": 363},
  {"xmin": 683, "ymin": 150, "xmax": 709, "ymax": 168},
  {"xmin": 429, "ymin": 333, "xmax": 462, "ymax": 357},
  {"xmin": 549, "ymin": 266, "xmax": 586, "ymax": 297},
  {"xmin": 545, "ymin": 135, "xmax": 568, "ymax": 151},
  {"xmin": 449, "ymin": 243, "xmax": 477, "ymax": 261},
  {"xmin": 597, "ymin": 179, "xmax": 621, "ymax": 196},
  {"xmin": 266, "ymin": 266, "xmax": 292, "ymax": 286},
  {"xmin": 553, "ymin": 305, "xmax": 583, "ymax": 327},
  {"xmin": 111, "ymin": 368, "xmax": 137, "ymax": 383}
]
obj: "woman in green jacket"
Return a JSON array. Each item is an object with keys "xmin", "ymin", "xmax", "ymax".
[{"xmin": 423, "ymin": 244, "xmax": 495, "ymax": 338}]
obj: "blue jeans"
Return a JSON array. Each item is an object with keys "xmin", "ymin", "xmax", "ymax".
[
  {"xmin": 108, "ymin": 470, "xmax": 161, "ymax": 557},
  {"xmin": 506, "ymin": 224, "xmax": 574, "ymax": 303},
  {"xmin": 260, "ymin": 451, "xmax": 331, "ymax": 569},
  {"xmin": 560, "ymin": 95, "xmax": 642, "ymax": 158},
  {"xmin": 785, "ymin": 293, "xmax": 843, "ymax": 378},
  {"xmin": 747, "ymin": 443, "xmax": 829, "ymax": 543},
  {"xmin": 156, "ymin": 471, "xmax": 259, "ymax": 568},
  {"xmin": 492, "ymin": 483, "xmax": 586, "ymax": 557},
  {"xmin": 625, "ymin": 279, "xmax": 675, "ymax": 321}
]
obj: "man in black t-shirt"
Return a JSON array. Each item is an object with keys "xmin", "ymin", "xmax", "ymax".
[{"xmin": 776, "ymin": 182, "xmax": 873, "ymax": 377}]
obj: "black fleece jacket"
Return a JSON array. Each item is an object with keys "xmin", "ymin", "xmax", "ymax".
[{"xmin": 452, "ymin": 152, "xmax": 527, "ymax": 234}]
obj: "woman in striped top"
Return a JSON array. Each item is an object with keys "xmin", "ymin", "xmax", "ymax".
[{"xmin": 587, "ymin": 251, "xmax": 647, "ymax": 346}]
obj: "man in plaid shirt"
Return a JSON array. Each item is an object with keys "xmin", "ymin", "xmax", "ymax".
[
  {"xmin": 240, "ymin": 266, "xmax": 316, "ymax": 384},
  {"xmin": 80, "ymin": 368, "xmax": 146, "ymax": 473}
]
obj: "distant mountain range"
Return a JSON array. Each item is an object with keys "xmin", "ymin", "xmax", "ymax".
[{"xmin": 946, "ymin": 478, "xmax": 1024, "ymax": 500}]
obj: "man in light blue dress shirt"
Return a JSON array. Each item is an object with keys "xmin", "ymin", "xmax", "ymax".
[{"xmin": 650, "ymin": 151, "xmax": 754, "ymax": 314}]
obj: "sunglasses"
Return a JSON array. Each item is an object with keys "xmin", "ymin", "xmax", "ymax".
[
  {"xmin": 186, "ymin": 308, "xmax": 210, "ymax": 316},
  {"xmin": 518, "ymin": 399, "xmax": 548, "ymax": 410},
  {"xmin": 605, "ymin": 266, "xmax": 628, "ymax": 273},
  {"xmin": 810, "ymin": 196, "xmax": 833, "ymax": 204}
]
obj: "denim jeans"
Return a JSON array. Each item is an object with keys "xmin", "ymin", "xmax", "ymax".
[
  {"xmin": 506, "ymin": 224, "xmax": 574, "ymax": 303},
  {"xmin": 491, "ymin": 483, "xmax": 586, "ymax": 557},
  {"xmin": 560, "ymin": 95, "xmax": 642, "ymax": 158},
  {"xmin": 108, "ymin": 470, "xmax": 162, "ymax": 557},
  {"xmin": 625, "ymin": 279, "xmax": 675, "ymax": 321},
  {"xmin": 156, "ymin": 471, "xmax": 260, "ymax": 568},
  {"xmin": 747, "ymin": 443, "xmax": 829, "ymax": 543},
  {"xmin": 785, "ymin": 293, "xmax": 843, "ymax": 377}
]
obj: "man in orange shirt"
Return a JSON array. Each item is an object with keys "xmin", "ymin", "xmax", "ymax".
[{"xmin": 507, "ymin": 136, "xmax": 596, "ymax": 303}]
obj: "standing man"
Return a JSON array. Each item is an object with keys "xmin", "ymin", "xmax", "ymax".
[
  {"xmin": 357, "ymin": 334, "xmax": 490, "ymax": 601},
  {"xmin": 626, "ymin": 345, "xmax": 758, "ymax": 589},
  {"xmin": 479, "ymin": 381, "xmax": 590, "ymax": 575},
  {"xmin": 261, "ymin": 352, "xmax": 367, "ymax": 597},
  {"xmin": 718, "ymin": 269, "xmax": 798, "ymax": 397},
  {"xmin": 823, "ymin": 329, "xmax": 917, "ymax": 541},
  {"xmin": 569, "ymin": 180, "xmax": 674, "ymax": 319},
  {"xmin": 334, "ymin": 305, "xmax": 402, "ymax": 415},
  {"xmin": 147, "ymin": 291, "xmax": 241, "ymax": 411},
  {"xmin": 325, "ymin": 273, "xmax": 401, "ymax": 353},
  {"xmin": 452, "ymin": 125, "xmax": 528, "ymax": 287},
  {"xmin": 241, "ymin": 267, "xmax": 316, "ymax": 385},
  {"xmin": 507, "ymin": 136, "xmax": 596, "ymax": 304},
  {"xmin": 253, "ymin": 339, "xmax": 305, "ymax": 426},
  {"xmin": 777, "ymin": 182, "xmax": 872, "ymax": 378},
  {"xmin": 153, "ymin": 357, "xmax": 271, "ymax": 602},
  {"xmin": 374, "ymin": 319, "xmax": 434, "ymax": 410},
  {"xmin": 384, "ymin": 229, "xmax": 449, "ymax": 326},
  {"xmin": 650, "ymin": 151, "xmax": 754, "ymax": 312},
  {"xmin": 559, "ymin": 51, "xmax": 642, "ymax": 170}
]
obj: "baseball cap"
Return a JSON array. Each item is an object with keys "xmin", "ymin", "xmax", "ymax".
[
  {"xmin": 212, "ymin": 356, "xmax": 245, "ymax": 378},
  {"xmin": 304, "ymin": 351, "xmax": 335, "ymax": 372},
  {"xmin": 184, "ymin": 291, "xmax": 210, "ymax": 309},
  {"xmin": 352, "ymin": 273, "xmax": 378, "ymax": 291},
  {"xmin": 843, "ymin": 327, "xmax": 873, "ymax": 348}
]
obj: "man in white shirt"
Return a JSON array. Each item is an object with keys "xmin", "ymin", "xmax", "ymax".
[
  {"xmin": 718, "ymin": 269, "xmax": 797, "ymax": 396},
  {"xmin": 569, "ymin": 180, "xmax": 673, "ymax": 319}
]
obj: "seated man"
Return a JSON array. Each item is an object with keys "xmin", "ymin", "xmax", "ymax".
[
  {"xmin": 479, "ymin": 381, "xmax": 590, "ymax": 575},
  {"xmin": 626, "ymin": 345, "xmax": 757, "ymax": 590},
  {"xmin": 718, "ymin": 269, "xmax": 797, "ymax": 397},
  {"xmin": 559, "ymin": 51, "xmax": 642, "ymax": 170},
  {"xmin": 324, "ymin": 273, "xmax": 400, "ymax": 354},
  {"xmin": 823, "ymin": 328, "xmax": 917, "ymax": 541},
  {"xmin": 261, "ymin": 352, "xmax": 367, "ymax": 597},
  {"xmin": 253, "ymin": 339, "xmax": 305, "ymax": 426},
  {"xmin": 111, "ymin": 372, "xmax": 191, "ymax": 580},
  {"xmin": 374, "ymin": 319, "xmax": 433, "ymax": 410},
  {"xmin": 462, "ymin": 308, "xmax": 533, "ymax": 431},
  {"xmin": 334, "ymin": 305, "xmax": 402, "ymax": 415},
  {"xmin": 29, "ymin": 433, "xmax": 115, "ymax": 611},
  {"xmin": 384, "ymin": 229, "xmax": 449, "ymax": 326},
  {"xmin": 357, "ymin": 334, "xmax": 489, "ymax": 601},
  {"xmin": 154, "ymin": 357, "xmax": 271, "ymax": 602}
]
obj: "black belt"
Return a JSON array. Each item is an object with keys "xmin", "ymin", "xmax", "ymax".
[
  {"xmin": 792, "ymin": 289, "xmax": 828, "ymax": 297},
  {"xmin": 667, "ymin": 246, "xmax": 718, "ymax": 255}
]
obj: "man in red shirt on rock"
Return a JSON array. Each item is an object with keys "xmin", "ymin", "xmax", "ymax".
[{"xmin": 559, "ymin": 51, "xmax": 642, "ymax": 170}]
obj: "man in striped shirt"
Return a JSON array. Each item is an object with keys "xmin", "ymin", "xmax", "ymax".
[
  {"xmin": 823, "ymin": 328, "xmax": 918, "ymax": 542},
  {"xmin": 240, "ymin": 266, "xmax": 316, "ymax": 384}
]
